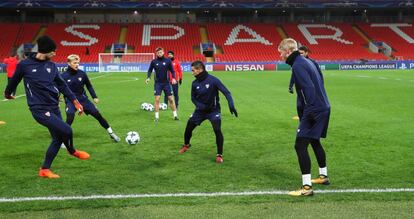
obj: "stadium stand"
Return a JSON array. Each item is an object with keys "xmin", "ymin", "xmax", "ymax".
[
  {"xmin": 15, "ymin": 23, "xmax": 41, "ymax": 45},
  {"xmin": 206, "ymin": 24, "xmax": 282, "ymax": 62},
  {"xmin": 2, "ymin": 22, "xmax": 413, "ymax": 63},
  {"xmin": 125, "ymin": 23, "xmax": 205, "ymax": 62},
  {"xmin": 357, "ymin": 23, "xmax": 414, "ymax": 60},
  {"xmin": 44, "ymin": 23, "xmax": 121, "ymax": 63},
  {"xmin": 0, "ymin": 24, "xmax": 20, "ymax": 57},
  {"xmin": 283, "ymin": 23, "xmax": 389, "ymax": 61}
]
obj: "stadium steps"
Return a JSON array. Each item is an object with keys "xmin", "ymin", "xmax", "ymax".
[
  {"xmin": 199, "ymin": 26, "xmax": 209, "ymax": 43},
  {"xmin": 277, "ymin": 26, "xmax": 289, "ymax": 39},
  {"xmin": 193, "ymin": 45, "xmax": 201, "ymax": 54},
  {"xmin": 104, "ymin": 46, "xmax": 111, "ymax": 53},
  {"xmin": 33, "ymin": 25, "xmax": 47, "ymax": 43},
  {"xmin": 353, "ymin": 25, "xmax": 392, "ymax": 60},
  {"xmin": 199, "ymin": 25, "xmax": 216, "ymax": 62},
  {"xmin": 215, "ymin": 46, "xmax": 223, "ymax": 55},
  {"xmin": 118, "ymin": 26, "xmax": 128, "ymax": 44},
  {"xmin": 352, "ymin": 25, "xmax": 372, "ymax": 43}
]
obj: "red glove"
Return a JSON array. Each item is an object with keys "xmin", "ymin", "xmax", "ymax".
[
  {"xmin": 73, "ymin": 100, "xmax": 84, "ymax": 115},
  {"xmin": 4, "ymin": 92, "xmax": 15, "ymax": 100}
]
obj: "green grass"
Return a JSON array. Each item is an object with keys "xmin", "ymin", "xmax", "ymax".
[{"xmin": 0, "ymin": 70, "xmax": 413, "ymax": 217}]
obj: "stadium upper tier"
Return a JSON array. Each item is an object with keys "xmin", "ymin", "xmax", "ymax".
[{"xmin": 1, "ymin": 22, "xmax": 413, "ymax": 62}]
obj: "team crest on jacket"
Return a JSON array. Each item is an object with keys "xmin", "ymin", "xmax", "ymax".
[
  {"xmin": 46, "ymin": 68, "xmax": 51, "ymax": 73},
  {"xmin": 78, "ymin": 77, "xmax": 82, "ymax": 82},
  {"xmin": 205, "ymin": 84, "xmax": 210, "ymax": 89},
  {"xmin": 45, "ymin": 111, "xmax": 51, "ymax": 117},
  {"xmin": 163, "ymin": 62, "xmax": 166, "ymax": 65},
  {"xmin": 67, "ymin": 79, "xmax": 71, "ymax": 82}
]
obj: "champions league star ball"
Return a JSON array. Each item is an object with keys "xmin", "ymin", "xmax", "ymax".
[
  {"xmin": 141, "ymin": 103, "xmax": 149, "ymax": 110},
  {"xmin": 148, "ymin": 104, "xmax": 154, "ymax": 111},
  {"xmin": 160, "ymin": 103, "xmax": 168, "ymax": 110},
  {"xmin": 125, "ymin": 131, "xmax": 140, "ymax": 145}
]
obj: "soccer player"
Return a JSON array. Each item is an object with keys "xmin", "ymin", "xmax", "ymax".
[
  {"xmin": 289, "ymin": 46, "xmax": 324, "ymax": 94},
  {"xmin": 4, "ymin": 36, "xmax": 89, "ymax": 179},
  {"xmin": 179, "ymin": 61, "xmax": 238, "ymax": 163},
  {"xmin": 61, "ymin": 54, "xmax": 120, "ymax": 143},
  {"xmin": 3, "ymin": 51, "xmax": 19, "ymax": 96},
  {"xmin": 164, "ymin": 51, "xmax": 183, "ymax": 109},
  {"xmin": 146, "ymin": 47, "xmax": 178, "ymax": 121},
  {"xmin": 278, "ymin": 38, "xmax": 331, "ymax": 196}
]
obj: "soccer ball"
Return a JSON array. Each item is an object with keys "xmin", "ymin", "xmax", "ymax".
[
  {"xmin": 160, "ymin": 103, "xmax": 168, "ymax": 110},
  {"xmin": 148, "ymin": 104, "xmax": 154, "ymax": 111},
  {"xmin": 125, "ymin": 131, "xmax": 140, "ymax": 145},
  {"xmin": 141, "ymin": 103, "xmax": 148, "ymax": 110}
]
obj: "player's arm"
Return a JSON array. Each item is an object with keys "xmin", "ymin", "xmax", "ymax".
[
  {"xmin": 293, "ymin": 65, "xmax": 316, "ymax": 113},
  {"xmin": 311, "ymin": 59, "xmax": 324, "ymax": 84},
  {"xmin": 4, "ymin": 63, "xmax": 24, "ymax": 99},
  {"xmin": 54, "ymin": 68, "xmax": 83, "ymax": 115},
  {"xmin": 168, "ymin": 61, "xmax": 177, "ymax": 84},
  {"xmin": 146, "ymin": 61, "xmax": 154, "ymax": 84},
  {"xmin": 288, "ymin": 73, "xmax": 294, "ymax": 94},
  {"xmin": 84, "ymin": 73, "xmax": 99, "ymax": 103},
  {"xmin": 216, "ymin": 78, "xmax": 238, "ymax": 117}
]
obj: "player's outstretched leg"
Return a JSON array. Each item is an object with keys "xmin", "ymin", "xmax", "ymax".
[
  {"xmin": 180, "ymin": 120, "xmax": 197, "ymax": 153},
  {"xmin": 90, "ymin": 111, "xmax": 120, "ymax": 142},
  {"xmin": 211, "ymin": 120, "xmax": 224, "ymax": 163},
  {"xmin": 39, "ymin": 133, "xmax": 62, "ymax": 179},
  {"xmin": 310, "ymin": 139, "xmax": 330, "ymax": 185},
  {"xmin": 61, "ymin": 113, "xmax": 76, "ymax": 148},
  {"xmin": 168, "ymin": 95, "xmax": 179, "ymax": 120},
  {"xmin": 288, "ymin": 137, "xmax": 314, "ymax": 196},
  {"xmin": 34, "ymin": 109, "xmax": 89, "ymax": 178}
]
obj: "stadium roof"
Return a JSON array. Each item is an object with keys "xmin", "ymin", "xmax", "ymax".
[{"xmin": 0, "ymin": 0, "xmax": 412, "ymax": 9}]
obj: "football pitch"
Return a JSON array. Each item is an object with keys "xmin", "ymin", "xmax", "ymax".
[{"xmin": 0, "ymin": 70, "xmax": 413, "ymax": 218}]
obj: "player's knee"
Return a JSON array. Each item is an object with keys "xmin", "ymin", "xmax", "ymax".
[
  {"xmin": 92, "ymin": 111, "xmax": 102, "ymax": 118},
  {"xmin": 294, "ymin": 137, "xmax": 309, "ymax": 152},
  {"xmin": 59, "ymin": 126, "xmax": 72, "ymax": 138},
  {"xmin": 213, "ymin": 125, "xmax": 222, "ymax": 134}
]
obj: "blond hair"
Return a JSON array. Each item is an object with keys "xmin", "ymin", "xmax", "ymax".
[
  {"xmin": 278, "ymin": 38, "xmax": 298, "ymax": 52},
  {"xmin": 67, "ymin": 54, "xmax": 80, "ymax": 63}
]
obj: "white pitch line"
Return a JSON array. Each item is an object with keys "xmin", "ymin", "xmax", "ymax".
[
  {"xmin": 378, "ymin": 77, "xmax": 388, "ymax": 80},
  {"xmin": 0, "ymin": 188, "xmax": 412, "ymax": 203},
  {"xmin": 1, "ymin": 94, "xmax": 26, "ymax": 102},
  {"xmin": 89, "ymin": 73, "xmax": 111, "ymax": 80},
  {"xmin": 356, "ymin": 75, "xmax": 370, "ymax": 78},
  {"xmin": 99, "ymin": 78, "xmax": 139, "ymax": 84}
]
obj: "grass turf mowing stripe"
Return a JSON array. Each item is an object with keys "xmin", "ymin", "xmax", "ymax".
[{"xmin": 0, "ymin": 188, "xmax": 413, "ymax": 203}]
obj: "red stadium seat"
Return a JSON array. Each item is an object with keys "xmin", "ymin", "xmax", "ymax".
[
  {"xmin": 44, "ymin": 23, "xmax": 121, "ymax": 63},
  {"xmin": 0, "ymin": 24, "xmax": 20, "ymax": 58},
  {"xmin": 357, "ymin": 23, "xmax": 414, "ymax": 60},
  {"xmin": 283, "ymin": 23, "xmax": 388, "ymax": 61},
  {"xmin": 2, "ymin": 22, "xmax": 410, "ymax": 63},
  {"xmin": 126, "ymin": 23, "xmax": 205, "ymax": 62},
  {"xmin": 206, "ymin": 24, "xmax": 282, "ymax": 62}
]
